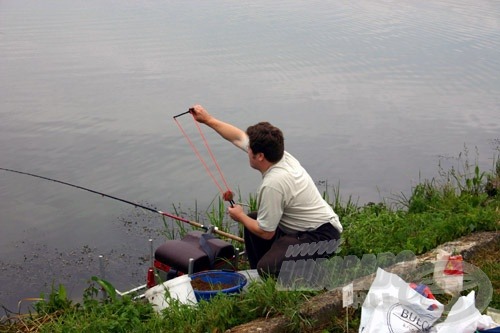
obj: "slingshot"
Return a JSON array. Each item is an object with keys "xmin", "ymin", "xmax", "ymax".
[{"xmin": 173, "ymin": 109, "xmax": 235, "ymax": 207}]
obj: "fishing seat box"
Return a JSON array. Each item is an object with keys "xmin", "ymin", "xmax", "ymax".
[{"xmin": 154, "ymin": 231, "xmax": 237, "ymax": 278}]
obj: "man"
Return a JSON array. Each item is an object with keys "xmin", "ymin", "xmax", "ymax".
[{"xmin": 190, "ymin": 105, "xmax": 342, "ymax": 276}]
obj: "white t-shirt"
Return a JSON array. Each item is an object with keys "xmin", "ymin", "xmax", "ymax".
[{"xmin": 238, "ymin": 137, "xmax": 342, "ymax": 234}]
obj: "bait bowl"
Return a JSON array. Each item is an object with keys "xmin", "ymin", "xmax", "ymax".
[{"xmin": 190, "ymin": 270, "xmax": 247, "ymax": 301}]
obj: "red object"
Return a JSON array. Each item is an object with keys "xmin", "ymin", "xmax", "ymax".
[
  {"xmin": 444, "ymin": 255, "xmax": 463, "ymax": 275},
  {"xmin": 147, "ymin": 267, "xmax": 156, "ymax": 288},
  {"xmin": 223, "ymin": 190, "xmax": 234, "ymax": 202},
  {"xmin": 410, "ymin": 282, "xmax": 439, "ymax": 310}
]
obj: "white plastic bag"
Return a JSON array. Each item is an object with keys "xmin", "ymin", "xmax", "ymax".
[
  {"xmin": 359, "ymin": 267, "xmax": 444, "ymax": 333},
  {"xmin": 432, "ymin": 291, "xmax": 499, "ymax": 333}
]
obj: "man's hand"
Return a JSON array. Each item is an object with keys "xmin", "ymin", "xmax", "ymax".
[
  {"xmin": 230, "ymin": 206, "xmax": 276, "ymax": 240},
  {"xmin": 189, "ymin": 104, "xmax": 212, "ymax": 124},
  {"xmin": 188, "ymin": 103, "xmax": 248, "ymax": 153},
  {"xmin": 227, "ymin": 204, "xmax": 245, "ymax": 222}
]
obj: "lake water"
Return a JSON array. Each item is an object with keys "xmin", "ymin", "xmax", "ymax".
[{"xmin": 1, "ymin": 0, "xmax": 499, "ymax": 311}]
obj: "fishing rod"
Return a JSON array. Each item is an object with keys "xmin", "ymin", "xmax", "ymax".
[{"xmin": 0, "ymin": 167, "xmax": 243, "ymax": 243}]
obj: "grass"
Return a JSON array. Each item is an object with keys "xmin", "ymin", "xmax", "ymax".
[
  {"xmin": 467, "ymin": 239, "xmax": 500, "ymax": 310},
  {"xmin": 1, "ymin": 148, "xmax": 499, "ymax": 332}
]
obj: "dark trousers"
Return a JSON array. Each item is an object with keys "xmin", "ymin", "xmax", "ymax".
[{"xmin": 244, "ymin": 213, "xmax": 341, "ymax": 277}]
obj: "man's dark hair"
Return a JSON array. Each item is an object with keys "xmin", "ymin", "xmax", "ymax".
[{"xmin": 246, "ymin": 122, "xmax": 284, "ymax": 163}]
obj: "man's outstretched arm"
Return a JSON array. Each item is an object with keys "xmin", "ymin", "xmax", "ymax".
[{"xmin": 190, "ymin": 104, "xmax": 248, "ymax": 150}]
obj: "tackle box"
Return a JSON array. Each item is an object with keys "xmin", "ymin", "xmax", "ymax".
[{"xmin": 153, "ymin": 231, "xmax": 237, "ymax": 280}]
